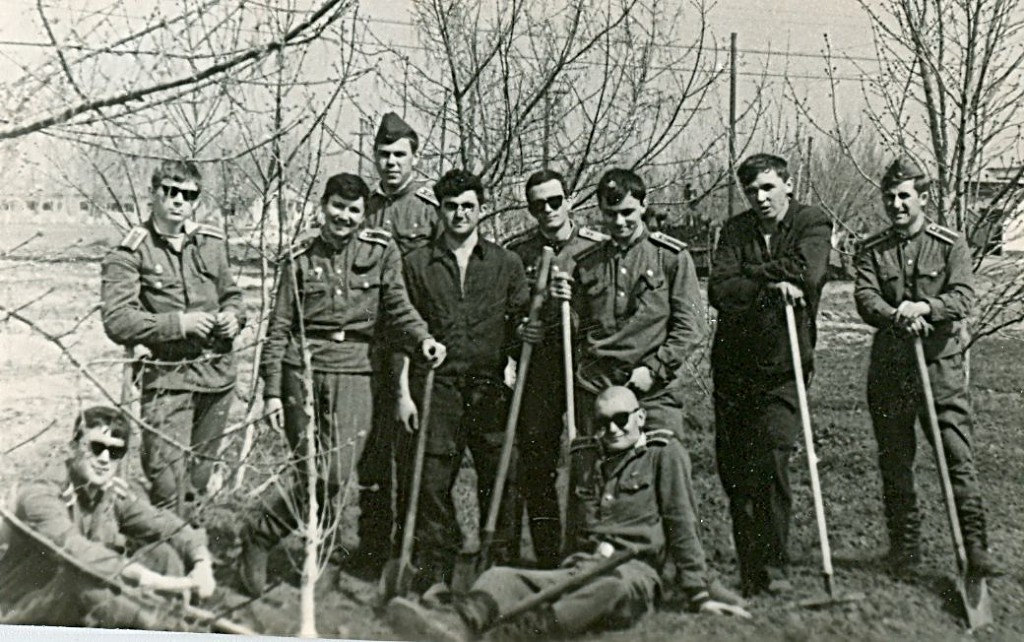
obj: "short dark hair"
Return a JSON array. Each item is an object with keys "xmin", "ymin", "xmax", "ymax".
[
  {"xmin": 597, "ymin": 168, "xmax": 646, "ymax": 205},
  {"xmin": 736, "ymin": 154, "xmax": 789, "ymax": 186},
  {"xmin": 322, "ymin": 173, "xmax": 370, "ymax": 203},
  {"xmin": 73, "ymin": 406, "xmax": 131, "ymax": 446},
  {"xmin": 151, "ymin": 160, "xmax": 202, "ymax": 191},
  {"xmin": 524, "ymin": 169, "xmax": 567, "ymax": 198},
  {"xmin": 434, "ymin": 169, "xmax": 485, "ymax": 204}
]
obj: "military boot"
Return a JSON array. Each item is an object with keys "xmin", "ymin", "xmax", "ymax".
[{"xmin": 386, "ymin": 597, "xmax": 475, "ymax": 642}]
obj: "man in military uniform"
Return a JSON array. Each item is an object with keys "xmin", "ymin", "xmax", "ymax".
[
  {"xmin": 0, "ymin": 406, "xmax": 215, "ymax": 629},
  {"xmin": 101, "ymin": 160, "xmax": 245, "ymax": 515},
  {"xmin": 854, "ymin": 158, "xmax": 998, "ymax": 577},
  {"xmin": 549, "ymin": 168, "xmax": 706, "ymax": 441},
  {"xmin": 505, "ymin": 169, "xmax": 608, "ymax": 568},
  {"xmin": 238, "ymin": 173, "xmax": 445, "ymax": 596},
  {"xmin": 353, "ymin": 112, "xmax": 445, "ymax": 577},
  {"xmin": 397, "ymin": 169, "xmax": 530, "ymax": 592},
  {"xmin": 385, "ymin": 386, "xmax": 748, "ymax": 642},
  {"xmin": 707, "ymin": 153, "xmax": 833, "ymax": 596}
]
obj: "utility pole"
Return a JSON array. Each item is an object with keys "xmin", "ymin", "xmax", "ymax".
[
  {"xmin": 728, "ymin": 32, "xmax": 737, "ymax": 219},
  {"xmin": 804, "ymin": 136, "xmax": 814, "ymax": 202}
]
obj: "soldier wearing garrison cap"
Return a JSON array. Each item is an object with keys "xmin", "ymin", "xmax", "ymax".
[
  {"xmin": 853, "ymin": 158, "xmax": 1000, "ymax": 577},
  {"xmin": 238, "ymin": 173, "xmax": 446, "ymax": 596},
  {"xmin": 101, "ymin": 160, "xmax": 245, "ymax": 516},
  {"xmin": 349, "ymin": 112, "xmax": 447, "ymax": 581},
  {"xmin": 708, "ymin": 153, "xmax": 833, "ymax": 596}
]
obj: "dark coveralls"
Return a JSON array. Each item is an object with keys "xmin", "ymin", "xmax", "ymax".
[
  {"xmin": 569, "ymin": 228, "xmax": 706, "ymax": 440},
  {"xmin": 506, "ymin": 223, "xmax": 607, "ymax": 568},
  {"xmin": 250, "ymin": 228, "xmax": 430, "ymax": 549},
  {"xmin": 101, "ymin": 219, "xmax": 245, "ymax": 512},
  {"xmin": 707, "ymin": 201, "xmax": 832, "ymax": 591},
  {"xmin": 0, "ymin": 476, "xmax": 208, "ymax": 629},
  {"xmin": 456, "ymin": 431, "xmax": 707, "ymax": 637},
  {"xmin": 356, "ymin": 180, "xmax": 442, "ymax": 569},
  {"xmin": 853, "ymin": 223, "xmax": 988, "ymax": 556},
  {"xmin": 400, "ymin": 237, "xmax": 529, "ymax": 589}
]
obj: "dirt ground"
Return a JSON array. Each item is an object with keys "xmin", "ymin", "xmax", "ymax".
[{"xmin": 1, "ymin": 239, "xmax": 1022, "ymax": 641}]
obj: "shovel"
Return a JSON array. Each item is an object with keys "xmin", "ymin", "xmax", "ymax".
[
  {"xmin": 380, "ymin": 367, "xmax": 436, "ymax": 601},
  {"xmin": 451, "ymin": 247, "xmax": 555, "ymax": 592},
  {"xmin": 784, "ymin": 303, "xmax": 865, "ymax": 608},
  {"xmin": 558, "ymin": 268, "xmax": 577, "ymax": 444},
  {"xmin": 912, "ymin": 336, "xmax": 993, "ymax": 631}
]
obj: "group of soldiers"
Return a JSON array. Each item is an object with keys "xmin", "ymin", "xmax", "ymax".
[{"xmin": 0, "ymin": 110, "xmax": 1002, "ymax": 638}]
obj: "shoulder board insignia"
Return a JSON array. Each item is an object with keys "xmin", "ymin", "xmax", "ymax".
[
  {"xmin": 358, "ymin": 228, "xmax": 393, "ymax": 247},
  {"xmin": 857, "ymin": 228, "xmax": 896, "ymax": 253},
  {"xmin": 415, "ymin": 185, "xmax": 439, "ymax": 207},
  {"xmin": 118, "ymin": 226, "xmax": 148, "ymax": 251},
  {"xmin": 643, "ymin": 428, "xmax": 675, "ymax": 447},
  {"xmin": 577, "ymin": 226, "xmax": 610, "ymax": 243},
  {"xmin": 503, "ymin": 227, "xmax": 536, "ymax": 249},
  {"xmin": 196, "ymin": 224, "xmax": 224, "ymax": 240},
  {"xmin": 925, "ymin": 223, "xmax": 959, "ymax": 245},
  {"xmin": 282, "ymin": 228, "xmax": 318, "ymax": 259},
  {"xmin": 569, "ymin": 436, "xmax": 601, "ymax": 454},
  {"xmin": 648, "ymin": 231, "xmax": 687, "ymax": 253}
]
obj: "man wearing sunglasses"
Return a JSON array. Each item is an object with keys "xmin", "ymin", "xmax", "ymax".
[
  {"xmin": 1, "ymin": 406, "xmax": 215, "ymax": 629},
  {"xmin": 386, "ymin": 386, "xmax": 747, "ymax": 642},
  {"xmin": 398, "ymin": 169, "xmax": 530, "ymax": 593},
  {"xmin": 549, "ymin": 168, "xmax": 705, "ymax": 442},
  {"xmin": 101, "ymin": 160, "xmax": 245, "ymax": 517},
  {"xmin": 505, "ymin": 169, "xmax": 607, "ymax": 568}
]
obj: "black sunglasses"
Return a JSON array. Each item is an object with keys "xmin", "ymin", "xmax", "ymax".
[
  {"xmin": 89, "ymin": 441, "xmax": 128, "ymax": 460},
  {"xmin": 595, "ymin": 408, "xmax": 640, "ymax": 429},
  {"xmin": 527, "ymin": 195, "xmax": 565, "ymax": 215},
  {"xmin": 159, "ymin": 184, "xmax": 201, "ymax": 202}
]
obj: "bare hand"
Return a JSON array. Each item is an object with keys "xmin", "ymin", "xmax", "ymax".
[
  {"xmin": 549, "ymin": 271, "xmax": 573, "ymax": 301},
  {"xmin": 520, "ymin": 316, "xmax": 545, "ymax": 345},
  {"xmin": 894, "ymin": 300, "xmax": 931, "ymax": 324},
  {"xmin": 264, "ymin": 397, "xmax": 284, "ymax": 432},
  {"xmin": 768, "ymin": 281, "xmax": 805, "ymax": 307},
  {"xmin": 188, "ymin": 560, "xmax": 216, "ymax": 599},
  {"xmin": 213, "ymin": 311, "xmax": 240, "ymax": 338},
  {"xmin": 899, "ymin": 316, "xmax": 934, "ymax": 337},
  {"xmin": 181, "ymin": 311, "xmax": 216, "ymax": 338},
  {"xmin": 395, "ymin": 394, "xmax": 418, "ymax": 433},
  {"xmin": 626, "ymin": 366, "xmax": 655, "ymax": 393},
  {"xmin": 421, "ymin": 338, "xmax": 447, "ymax": 368}
]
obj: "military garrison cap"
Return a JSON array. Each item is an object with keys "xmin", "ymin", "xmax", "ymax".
[
  {"xmin": 375, "ymin": 112, "xmax": 419, "ymax": 151},
  {"xmin": 882, "ymin": 157, "xmax": 928, "ymax": 189}
]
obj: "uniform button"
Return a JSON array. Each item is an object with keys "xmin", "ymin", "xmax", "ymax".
[
  {"xmin": 604, "ymin": 494, "xmax": 614, "ymax": 501},
  {"xmin": 620, "ymin": 267, "xmax": 627, "ymax": 274},
  {"xmin": 335, "ymin": 289, "xmax": 342, "ymax": 296},
  {"xmin": 618, "ymin": 291, "xmax": 625, "ymax": 297},
  {"xmin": 646, "ymin": 269, "xmax": 654, "ymax": 276},
  {"xmin": 154, "ymin": 281, "xmax": 163, "ymax": 289},
  {"xmin": 362, "ymin": 281, "xmax": 370, "ymax": 288},
  {"xmin": 154, "ymin": 264, "xmax": 163, "ymax": 274}
]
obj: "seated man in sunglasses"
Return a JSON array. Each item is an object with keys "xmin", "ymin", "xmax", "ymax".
[
  {"xmin": 101, "ymin": 160, "xmax": 245, "ymax": 516},
  {"xmin": 0, "ymin": 406, "xmax": 215, "ymax": 629},
  {"xmin": 386, "ymin": 386, "xmax": 748, "ymax": 642}
]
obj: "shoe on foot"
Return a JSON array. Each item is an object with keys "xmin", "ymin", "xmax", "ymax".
[
  {"xmin": 239, "ymin": 535, "xmax": 269, "ymax": 597},
  {"xmin": 967, "ymin": 547, "xmax": 1005, "ymax": 578},
  {"xmin": 706, "ymin": 578, "xmax": 748, "ymax": 608},
  {"xmin": 386, "ymin": 596, "xmax": 473, "ymax": 642}
]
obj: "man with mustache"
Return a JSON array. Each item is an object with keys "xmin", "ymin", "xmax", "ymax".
[
  {"xmin": 708, "ymin": 153, "xmax": 833, "ymax": 596},
  {"xmin": 239, "ymin": 173, "xmax": 445, "ymax": 595}
]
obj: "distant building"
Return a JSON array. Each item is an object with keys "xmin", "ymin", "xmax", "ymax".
[{"xmin": 966, "ymin": 166, "xmax": 1024, "ymax": 254}]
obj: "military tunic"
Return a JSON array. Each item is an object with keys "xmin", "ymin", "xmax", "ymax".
[
  {"xmin": 0, "ymin": 475, "xmax": 208, "ymax": 628},
  {"xmin": 570, "ymin": 228, "xmax": 706, "ymax": 439},
  {"xmin": 506, "ymin": 222, "xmax": 608, "ymax": 567},
  {"xmin": 100, "ymin": 219, "xmax": 245, "ymax": 512},
  {"xmin": 853, "ymin": 223, "xmax": 988, "ymax": 552},
  {"xmin": 250, "ymin": 227, "xmax": 430, "ymax": 549},
  {"xmin": 365, "ymin": 180, "xmax": 441, "ymax": 255}
]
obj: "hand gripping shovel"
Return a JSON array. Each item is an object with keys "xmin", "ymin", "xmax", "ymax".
[
  {"xmin": 784, "ymin": 303, "xmax": 865, "ymax": 608},
  {"xmin": 380, "ymin": 367, "xmax": 436, "ymax": 601},
  {"xmin": 912, "ymin": 336, "xmax": 993, "ymax": 631},
  {"xmin": 451, "ymin": 247, "xmax": 555, "ymax": 593}
]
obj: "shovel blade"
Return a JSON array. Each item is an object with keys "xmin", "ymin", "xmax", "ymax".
[{"xmin": 960, "ymin": 573, "xmax": 994, "ymax": 632}]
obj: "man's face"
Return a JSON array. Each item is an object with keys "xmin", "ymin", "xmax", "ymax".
[
  {"xmin": 882, "ymin": 179, "xmax": 928, "ymax": 231},
  {"xmin": 151, "ymin": 179, "xmax": 200, "ymax": 230},
  {"xmin": 374, "ymin": 138, "xmax": 417, "ymax": 190},
  {"xmin": 742, "ymin": 169, "xmax": 792, "ymax": 224},
  {"xmin": 322, "ymin": 194, "xmax": 366, "ymax": 242},
  {"xmin": 600, "ymin": 193, "xmax": 646, "ymax": 243},
  {"xmin": 526, "ymin": 179, "xmax": 571, "ymax": 234},
  {"xmin": 440, "ymin": 190, "xmax": 481, "ymax": 240},
  {"xmin": 594, "ymin": 395, "xmax": 644, "ymax": 452},
  {"xmin": 69, "ymin": 427, "xmax": 126, "ymax": 488}
]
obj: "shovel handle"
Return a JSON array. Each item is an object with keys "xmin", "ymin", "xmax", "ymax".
[
  {"xmin": 784, "ymin": 303, "xmax": 834, "ymax": 579},
  {"xmin": 396, "ymin": 368, "xmax": 436, "ymax": 594},
  {"xmin": 912, "ymin": 337, "xmax": 970, "ymax": 572},
  {"xmin": 561, "ymin": 298, "xmax": 577, "ymax": 443}
]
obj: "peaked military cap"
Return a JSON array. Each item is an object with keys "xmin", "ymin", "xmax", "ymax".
[
  {"xmin": 375, "ymin": 112, "xmax": 419, "ymax": 150},
  {"xmin": 882, "ymin": 157, "xmax": 928, "ymax": 189}
]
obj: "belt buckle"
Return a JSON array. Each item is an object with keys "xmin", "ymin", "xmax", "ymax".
[{"xmin": 329, "ymin": 330, "xmax": 346, "ymax": 342}]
